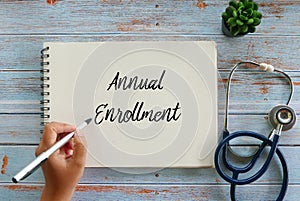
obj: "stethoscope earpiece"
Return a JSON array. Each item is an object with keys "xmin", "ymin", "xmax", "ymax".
[{"xmin": 269, "ymin": 105, "xmax": 296, "ymax": 131}]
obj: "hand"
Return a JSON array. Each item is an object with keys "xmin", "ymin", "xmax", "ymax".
[{"xmin": 36, "ymin": 122, "xmax": 87, "ymax": 201}]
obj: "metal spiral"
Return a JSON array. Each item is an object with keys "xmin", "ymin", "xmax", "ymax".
[{"xmin": 40, "ymin": 46, "xmax": 50, "ymax": 129}]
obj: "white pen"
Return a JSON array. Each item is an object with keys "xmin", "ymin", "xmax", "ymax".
[{"xmin": 12, "ymin": 118, "xmax": 92, "ymax": 183}]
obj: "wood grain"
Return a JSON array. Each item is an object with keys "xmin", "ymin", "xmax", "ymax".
[
  {"xmin": 1, "ymin": 146, "xmax": 299, "ymax": 184},
  {"xmin": 1, "ymin": 36, "xmax": 300, "ymax": 71},
  {"xmin": 0, "ymin": 113, "xmax": 299, "ymax": 145},
  {"xmin": 1, "ymin": 0, "xmax": 300, "ymax": 200},
  {"xmin": 1, "ymin": 1, "xmax": 300, "ymax": 35},
  {"xmin": 0, "ymin": 71, "xmax": 299, "ymax": 113},
  {"xmin": 1, "ymin": 184, "xmax": 300, "ymax": 201}
]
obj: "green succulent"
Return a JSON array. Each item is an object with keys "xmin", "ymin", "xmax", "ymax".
[{"xmin": 222, "ymin": 0, "xmax": 262, "ymax": 36}]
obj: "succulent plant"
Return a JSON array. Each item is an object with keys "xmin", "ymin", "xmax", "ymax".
[{"xmin": 222, "ymin": 0, "xmax": 262, "ymax": 36}]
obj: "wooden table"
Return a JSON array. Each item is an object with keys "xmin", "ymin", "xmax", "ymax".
[{"xmin": 1, "ymin": 1, "xmax": 299, "ymax": 200}]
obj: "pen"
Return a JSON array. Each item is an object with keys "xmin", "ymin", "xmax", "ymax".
[{"xmin": 12, "ymin": 118, "xmax": 92, "ymax": 183}]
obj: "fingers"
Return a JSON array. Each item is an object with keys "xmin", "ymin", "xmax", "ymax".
[
  {"xmin": 71, "ymin": 133, "xmax": 87, "ymax": 167},
  {"xmin": 64, "ymin": 140, "xmax": 75, "ymax": 159},
  {"xmin": 50, "ymin": 122, "xmax": 76, "ymax": 134},
  {"xmin": 50, "ymin": 121, "xmax": 75, "ymax": 133},
  {"xmin": 36, "ymin": 122, "xmax": 76, "ymax": 156},
  {"xmin": 43, "ymin": 122, "xmax": 75, "ymax": 146}
]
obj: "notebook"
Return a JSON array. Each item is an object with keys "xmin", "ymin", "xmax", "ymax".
[{"xmin": 41, "ymin": 41, "xmax": 218, "ymax": 168}]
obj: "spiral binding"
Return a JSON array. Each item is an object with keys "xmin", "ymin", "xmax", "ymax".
[{"xmin": 40, "ymin": 46, "xmax": 50, "ymax": 129}]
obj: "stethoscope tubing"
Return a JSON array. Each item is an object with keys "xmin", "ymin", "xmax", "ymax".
[
  {"xmin": 229, "ymin": 141, "xmax": 288, "ymax": 201},
  {"xmin": 215, "ymin": 130, "xmax": 279, "ymax": 185},
  {"xmin": 221, "ymin": 131, "xmax": 268, "ymax": 174}
]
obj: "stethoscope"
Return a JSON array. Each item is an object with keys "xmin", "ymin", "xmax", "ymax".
[{"xmin": 214, "ymin": 61, "xmax": 296, "ymax": 201}]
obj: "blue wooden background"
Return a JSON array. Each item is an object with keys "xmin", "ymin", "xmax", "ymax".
[{"xmin": 1, "ymin": 0, "xmax": 300, "ymax": 200}]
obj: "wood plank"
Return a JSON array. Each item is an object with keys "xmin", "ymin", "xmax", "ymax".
[
  {"xmin": 0, "ymin": 184, "xmax": 299, "ymax": 201},
  {"xmin": 0, "ymin": 71, "xmax": 41, "ymax": 102},
  {"xmin": 0, "ymin": 71, "xmax": 41, "ymax": 113},
  {"xmin": 1, "ymin": 146, "xmax": 300, "ymax": 184},
  {"xmin": 1, "ymin": 36, "xmax": 300, "ymax": 71},
  {"xmin": 0, "ymin": 114, "xmax": 299, "ymax": 145},
  {"xmin": 0, "ymin": 115, "xmax": 42, "ymax": 144},
  {"xmin": 0, "ymin": 71, "xmax": 299, "ymax": 113},
  {"xmin": 0, "ymin": 1, "xmax": 299, "ymax": 35},
  {"xmin": 218, "ymin": 71, "xmax": 300, "ymax": 113}
]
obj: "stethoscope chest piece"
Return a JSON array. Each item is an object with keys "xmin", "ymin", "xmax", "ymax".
[{"xmin": 269, "ymin": 105, "xmax": 296, "ymax": 131}]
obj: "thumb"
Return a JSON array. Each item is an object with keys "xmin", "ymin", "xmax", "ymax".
[{"xmin": 71, "ymin": 133, "xmax": 87, "ymax": 168}]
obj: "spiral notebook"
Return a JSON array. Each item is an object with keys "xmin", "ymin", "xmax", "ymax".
[{"xmin": 41, "ymin": 41, "xmax": 218, "ymax": 168}]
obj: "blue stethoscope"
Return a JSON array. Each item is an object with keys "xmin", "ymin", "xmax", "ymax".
[{"xmin": 214, "ymin": 61, "xmax": 296, "ymax": 201}]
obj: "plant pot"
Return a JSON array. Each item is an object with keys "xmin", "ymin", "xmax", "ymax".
[{"xmin": 222, "ymin": 19, "xmax": 247, "ymax": 37}]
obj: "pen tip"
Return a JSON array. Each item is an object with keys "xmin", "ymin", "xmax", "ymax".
[
  {"xmin": 85, "ymin": 118, "xmax": 92, "ymax": 125},
  {"xmin": 12, "ymin": 177, "xmax": 18, "ymax": 183}
]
